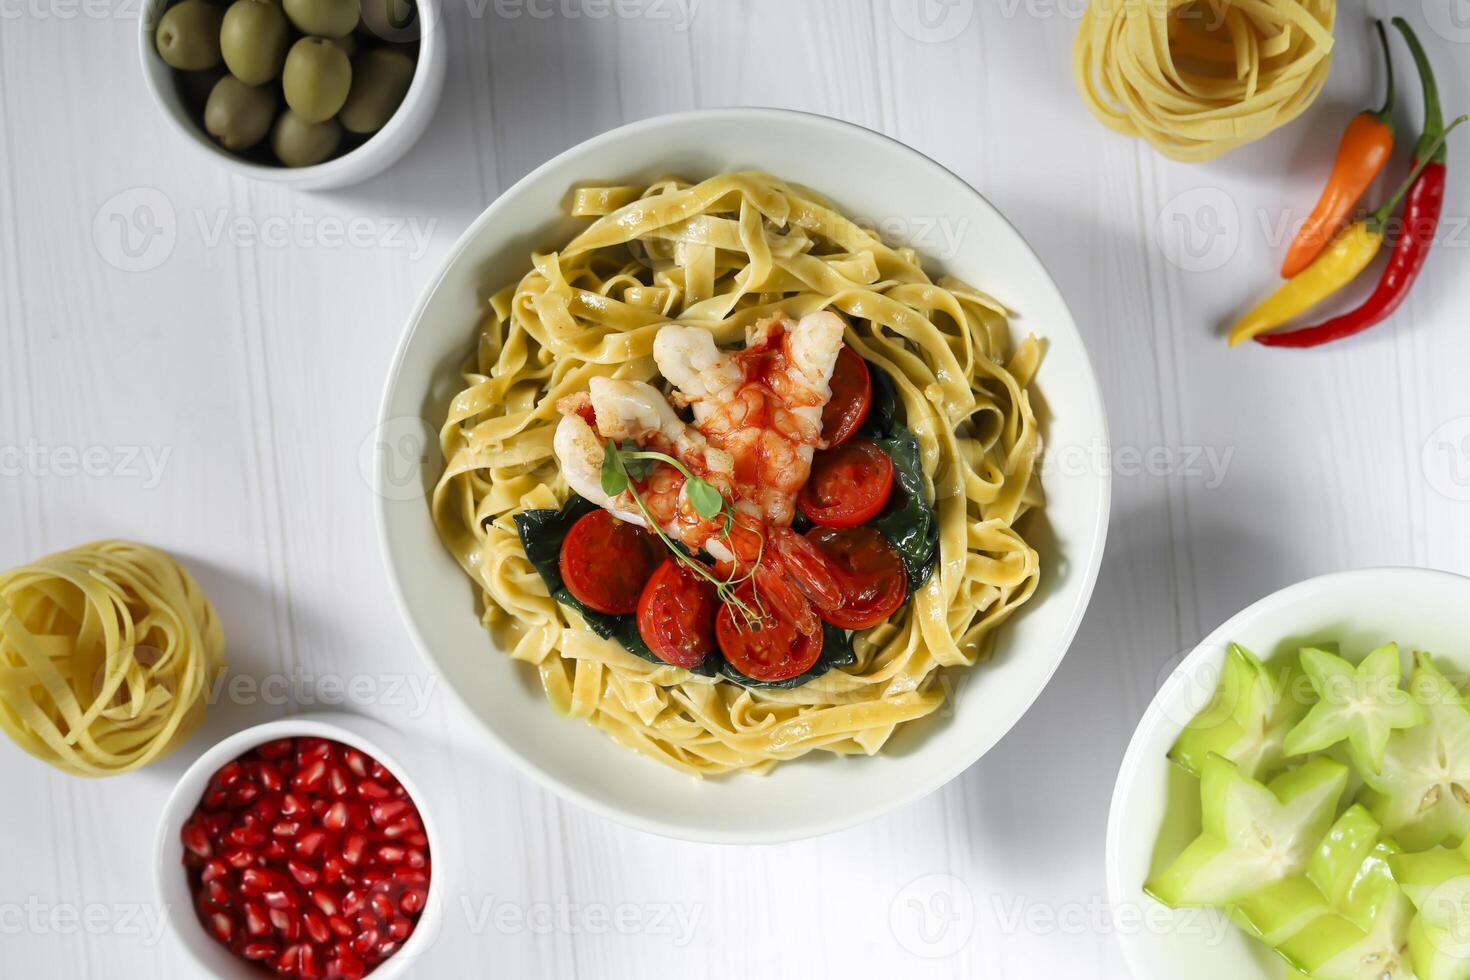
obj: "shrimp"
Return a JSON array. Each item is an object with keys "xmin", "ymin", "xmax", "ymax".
[{"xmin": 654, "ymin": 311, "xmax": 845, "ymax": 527}]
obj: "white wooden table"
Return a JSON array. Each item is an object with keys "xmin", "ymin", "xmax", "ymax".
[{"xmin": 4, "ymin": 1, "xmax": 1470, "ymax": 976}]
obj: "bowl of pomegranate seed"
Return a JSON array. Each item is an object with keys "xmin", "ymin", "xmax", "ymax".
[{"xmin": 155, "ymin": 715, "xmax": 440, "ymax": 979}]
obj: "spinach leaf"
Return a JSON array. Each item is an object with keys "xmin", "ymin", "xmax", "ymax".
[
  {"xmin": 855, "ymin": 363, "xmax": 939, "ymax": 590},
  {"xmin": 718, "ymin": 622, "xmax": 856, "ymax": 690},
  {"xmin": 511, "ymin": 497, "xmax": 719, "ymax": 676}
]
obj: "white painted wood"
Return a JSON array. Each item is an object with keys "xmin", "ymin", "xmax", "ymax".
[{"xmin": 3, "ymin": 1, "xmax": 1469, "ymax": 977}]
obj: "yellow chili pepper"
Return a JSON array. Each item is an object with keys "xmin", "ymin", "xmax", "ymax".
[{"xmin": 1229, "ymin": 116, "xmax": 1465, "ymax": 347}]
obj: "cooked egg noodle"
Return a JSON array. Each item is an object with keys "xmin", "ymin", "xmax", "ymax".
[{"xmin": 433, "ymin": 172, "xmax": 1043, "ymax": 777}]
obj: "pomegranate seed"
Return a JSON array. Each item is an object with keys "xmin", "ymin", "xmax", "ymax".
[
  {"xmin": 387, "ymin": 916, "xmax": 412, "ymax": 941},
  {"xmin": 270, "ymin": 906, "xmax": 300, "ymax": 940},
  {"xmin": 228, "ymin": 824, "xmax": 266, "ymax": 847},
  {"xmin": 258, "ymin": 738, "xmax": 295, "ymax": 760},
  {"xmin": 369, "ymin": 892, "xmax": 395, "ymax": 920},
  {"xmin": 310, "ymin": 886, "xmax": 343, "ymax": 916},
  {"xmin": 251, "ymin": 794, "xmax": 282, "ymax": 824},
  {"xmin": 328, "ymin": 766, "xmax": 351, "ymax": 798},
  {"xmin": 355, "ymin": 779, "xmax": 389, "ymax": 800},
  {"xmin": 376, "ymin": 940, "xmax": 398, "ymax": 958},
  {"xmin": 358, "ymin": 868, "xmax": 388, "ymax": 888},
  {"xmin": 403, "ymin": 831, "xmax": 429, "ymax": 849},
  {"xmin": 200, "ymin": 859, "xmax": 230, "ymax": 883},
  {"xmin": 323, "ymin": 855, "xmax": 346, "ymax": 884},
  {"xmin": 224, "ymin": 847, "xmax": 257, "ymax": 869},
  {"xmin": 311, "ymin": 799, "xmax": 329, "ymax": 817},
  {"xmin": 400, "ymin": 888, "xmax": 427, "ymax": 916},
  {"xmin": 382, "ymin": 817, "xmax": 419, "ymax": 840},
  {"xmin": 273, "ymin": 820, "xmax": 302, "ymax": 839},
  {"xmin": 244, "ymin": 901, "xmax": 270, "ymax": 936},
  {"xmin": 297, "ymin": 738, "xmax": 333, "ymax": 763},
  {"xmin": 331, "ymin": 951, "xmax": 366, "ymax": 980},
  {"xmin": 343, "ymin": 749, "xmax": 369, "ymax": 778},
  {"xmin": 241, "ymin": 868, "xmax": 279, "ymax": 895},
  {"xmin": 286, "ymin": 858, "xmax": 319, "ymax": 887},
  {"xmin": 229, "ymin": 781, "xmax": 260, "ymax": 807},
  {"xmin": 263, "ymin": 887, "xmax": 300, "ymax": 910},
  {"xmin": 281, "ymin": 793, "xmax": 309, "ymax": 817},
  {"xmin": 377, "ymin": 846, "xmax": 405, "ymax": 865},
  {"xmin": 322, "ymin": 802, "xmax": 350, "ymax": 832},
  {"xmin": 295, "ymin": 831, "xmax": 330, "ymax": 858},
  {"xmin": 275, "ymin": 943, "xmax": 305, "ymax": 976},
  {"xmin": 341, "ymin": 833, "xmax": 369, "ymax": 866},
  {"xmin": 350, "ymin": 928, "xmax": 380, "ymax": 957},
  {"xmin": 182, "ymin": 823, "xmax": 212, "ymax": 858},
  {"xmin": 342, "ymin": 889, "xmax": 365, "ymax": 915},
  {"xmin": 204, "ymin": 880, "xmax": 230, "ymax": 908},
  {"xmin": 293, "ymin": 759, "xmax": 328, "ymax": 794},
  {"xmin": 242, "ymin": 940, "xmax": 279, "ymax": 960},
  {"xmin": 215, "ymin": 761, "xmax": 243, "ymax": 788},
  {"xmin": 263, "ymin": 840, "xmax": 289, "ymax": 861},
  {"xmin": 404, "ymin": 848, "xmax": 427, "ymax": 869},
  {"xmin": 328, "ymin": 914, "xmax": 353, "ymax": 938},
  {"xmin": 369, "ymin": 800, "xmax": 409, "ymax": 826},
  {"xmin": 257, "ymin": 762, "xmax": 284, "ymax": 792},
  {"xmin": 303, "ymin": 908, "xmax": 331, "ymax": 945},
  {"xmin": 393, "ymin": 869, "xmax": 429, "ymax": 887},
  {"xmin": 208, "ymin": 912, "xmax": 234, "ymax": 942}
]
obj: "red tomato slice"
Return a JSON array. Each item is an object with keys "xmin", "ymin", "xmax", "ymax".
[
  {"xmin": 716, "ymin": 575, "xmax": 823, "ymax": 682},
  {"xmin": 820, "ymin": 346, "xmax": 872, "ymax": 446},
  {"xmin": 559, "ymin": 510, "xmax": 661, "ymax": 615},
  {"xmin": 636, "ymin": 560, "xmax": 719, "ymax": 668},
  {"xmin": 806, "ymin": 526, "xmax": 908, "ymax": 630},
  {"xmin": 797, "ymin": 440, "xmax": 895, "ymax": 528}
]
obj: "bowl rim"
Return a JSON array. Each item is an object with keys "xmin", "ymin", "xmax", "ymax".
[
  {"xmin": 153, "ymin": 714, "xmax": 442, "ymax": 979},
  {"xmin": 374, "ymin": 106, "xmax": 1112, "ymax": 843},
  {"xmin": 137, "ymin": 0, "xmax": 445, "ymax": 185},
  {"xmin": 1104, "ymin": 564, "xmax": 1470, "ymax": 978}
]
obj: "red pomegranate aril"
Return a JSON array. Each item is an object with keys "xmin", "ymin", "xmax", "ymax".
[
  {"xmin": 209, "ymin": 912, "xmax": 235, "ymax": 942},
  {"xmin": 228, "ymin": 823, "xmax": 267, "ymax": 847},
  {"xmin": 292, "ymin": 759, "xmax": 328, "ymax": 794},
  {"xmin": 331, "ymin": 951, "xmax": 366, "ymax": 980},
  {"xmin": 185, "ymin": 737, "xmax": 429, "ymax": 978},
  {"xmin": 355, "ymin": 779, "xmax": 390, "ymax": 800},
  {"xmin": 182, "ymin": 822, "xmax": 212, "ymax": 858},
  {"xmin": 242, "ymin": 940, "xmax": 279, "ymax": 961},
  {"xmin": 244, "ymin": 901, "xmax": 271, "ymax": 937},
  {"xmin": 400, "ymin": 888, "xmax": 426, "ymax": 916},
  {"xmin": 369, "ymin": 800, "xmax": 409, "ymax": 826},
  {"xmin": 304, "ymin": 908, "xmax": 331, "ymax": 945}
]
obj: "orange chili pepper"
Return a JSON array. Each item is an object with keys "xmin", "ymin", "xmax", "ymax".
[{"xmin": 1280, "ymin": 21, "xmax": 1396, "ymax": 278}]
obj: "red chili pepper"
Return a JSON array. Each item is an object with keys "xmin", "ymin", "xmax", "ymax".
[
  {"xmin": 1279, "ymin": 21, "xmax": 1396, "ymax": 278},
  {"xmin": 1257, "ymin": 18, "xmax": 1447, "ymax": 349}
]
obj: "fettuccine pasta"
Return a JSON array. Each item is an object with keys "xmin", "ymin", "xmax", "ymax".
[
  {"xmin": 1074, "ymin": 0, "xmax": 1335, "ymax": 162},
  {"xmin": 0, "ymin": 540, "xmax": 226, "ymax": 776},
  {"xmin": 433, "ymin": 172, "xmax": 1044, "ymax": 776}
]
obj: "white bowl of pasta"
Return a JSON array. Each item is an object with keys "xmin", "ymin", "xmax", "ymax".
[{"xmin": 375, "ymin": 108, "xmax": 1110, "ymax": 843}]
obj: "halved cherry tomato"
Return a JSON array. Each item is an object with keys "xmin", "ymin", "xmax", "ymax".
[
  {"xmin": 559, "ymin": 510, "xmax": 660, "ymax": 615},
  {"xmin": 716, "ymin": 574, "xmax": 823, "ymax": 682},
  {"xmin": 806, "ymin": 526, "xmax": 908, "ymax": 630},
  {"xmin": 797, "ymin": 439, "xmax": 894, "ymax": 528},
  {"xmin": 820, "ymin": 346, "xmax": 872, "ymax": 446},
  {"xmin": 637, "ymin": 560, "xmax": 719, "ymax": 668}
]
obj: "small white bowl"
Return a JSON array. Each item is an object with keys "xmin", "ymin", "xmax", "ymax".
[
  {"xmin": 138, "ymin": 0, "xmax": 446, "ymax": 190},
  {"xmin": 154, "ymin": 714, "xmax": 443, "ymax": 980},
  {"xmin": 1106, "ymin": 566, "xmax": 1470, "ymax": 980},
  {"xmin": 375, "ymin": 108, "xmax": 1111, "ymax": 842}
]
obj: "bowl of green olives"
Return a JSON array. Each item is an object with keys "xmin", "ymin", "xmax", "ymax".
[{"xmin": 141, "ymin": 0, "xmax": 444, "ymax": 188}]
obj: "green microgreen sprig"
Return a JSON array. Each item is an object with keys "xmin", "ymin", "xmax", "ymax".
[{"xmin": 599, "ymin": 439, "xmax": 767, "ymax": 628}]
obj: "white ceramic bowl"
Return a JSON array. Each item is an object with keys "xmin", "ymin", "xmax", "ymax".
[
  {"xmin": 154, "ymin": 714, "xmax": 443, "ymax": 979},
  {"xmin": 1106, "ymin": 567, "xmax": 1470, "ymax": 979},
  {"xmin": 375, "ymin": 108, "xmax": 1111, "ymax": 843},
  {"xmin": 139, "ymin": 0, "xmax": 446, "ymax": 190}
]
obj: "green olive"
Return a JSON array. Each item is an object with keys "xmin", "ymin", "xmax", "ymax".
[
  {"xmin": 283, "ymin": 0, "xmax": 359, "ymax": 37},
  {"xmin": 155, "ymin": 0, "xmax": 224, "ymax": 71},
  {"xmin": 282, "ymin": 37, "xmax": 352, "ymax": 123},
  {"xmin": 271, "ymin": 110, "xmax": 342, "ymax": 167},
  {"xmin": 220, "ymin": 0, "xmax": 290, "ymax": 86},
  {"xmin": 203, "ymin": 75, "xmax": 277, "ymax": 150},
  {"xmin": 338, "ymin": 49, "xmax": 413, "ymax": 134},
  {"xmin": 358, "ymin": 0, "xmax": 416, "ymax": 41}
]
